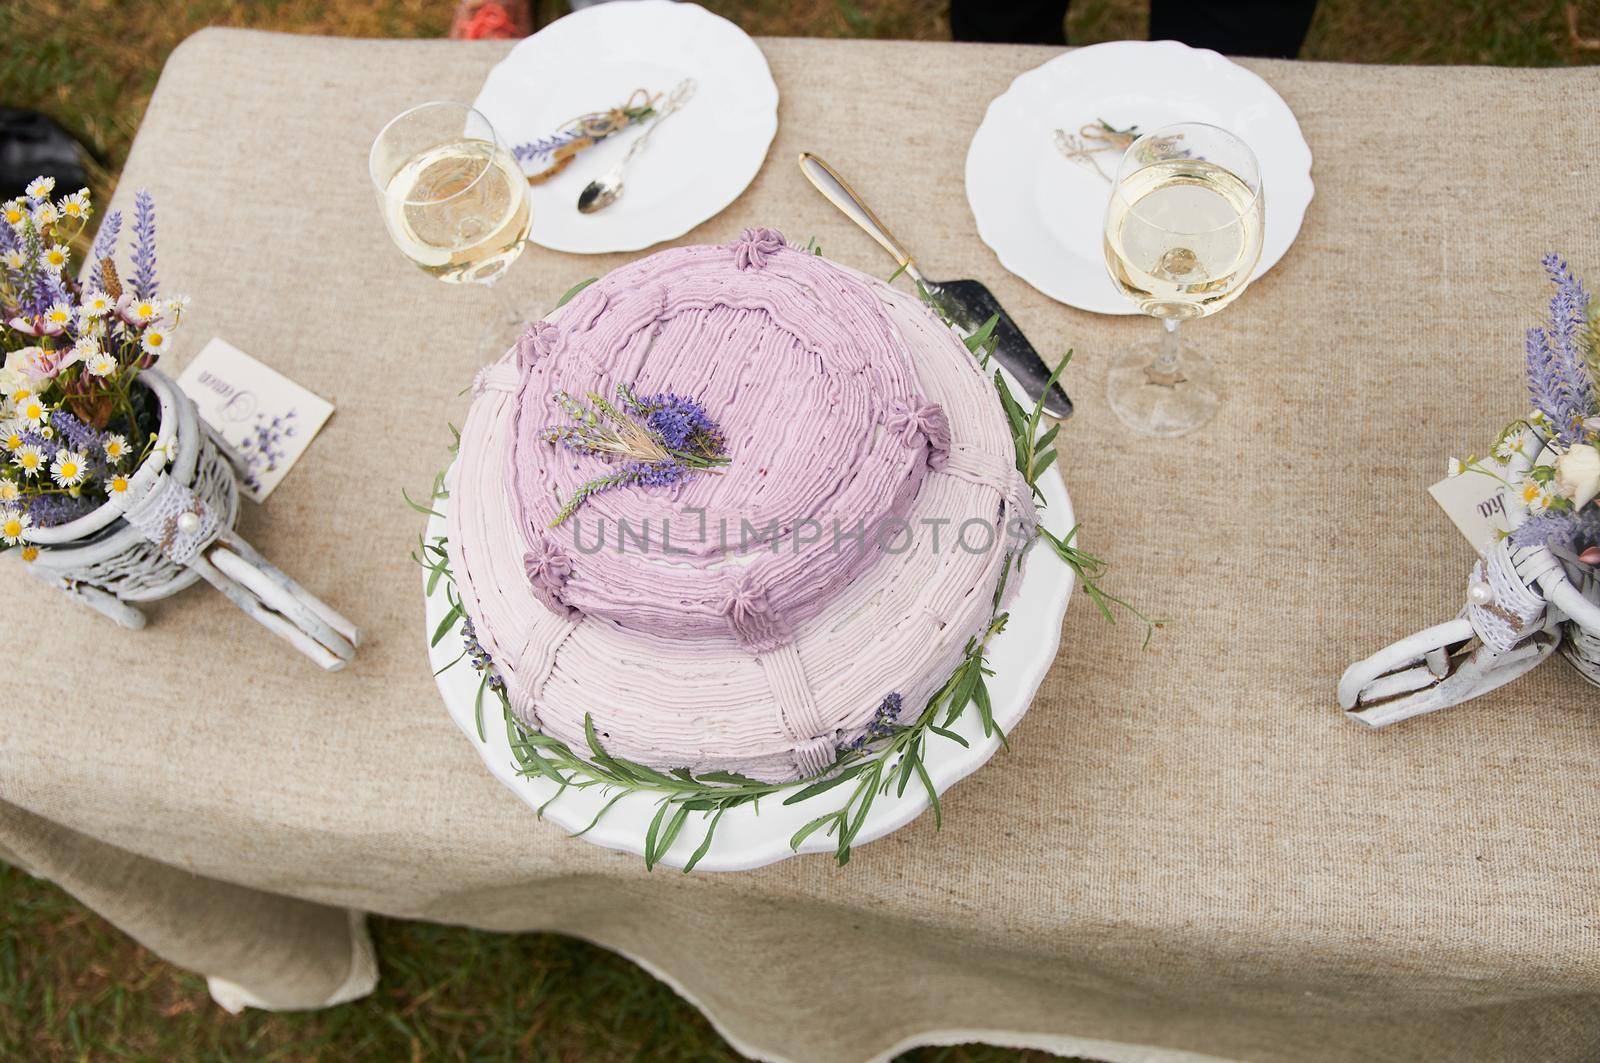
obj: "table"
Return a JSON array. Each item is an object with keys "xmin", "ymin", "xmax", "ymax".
[{"xmin": 4, "ymin": 27, "xmax": 1599, "ymax": 1063}]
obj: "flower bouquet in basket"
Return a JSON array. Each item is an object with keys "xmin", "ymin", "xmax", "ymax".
[
  {"xmin": 1, "ymin": 177, "xmax": 359, "ymax": 669},
  {"xmin": 1340, "ymin": 254, "xmax": 1600, "ymax": 725}
]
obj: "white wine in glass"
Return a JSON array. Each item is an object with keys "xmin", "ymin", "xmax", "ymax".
[
  {"xmin": 1102, "ymin": 124, "xmax": 1265, "ymax": 437},
  {"xmin": 370, "ymin": 102, "xmax": 533, "ymax": 354}
]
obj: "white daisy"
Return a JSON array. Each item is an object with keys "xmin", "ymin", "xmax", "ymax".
[
  {"xmin": 0, "ymin": 479, "xmax": 18, "ymax": 502},
  {"xmin": 127, "ymin": 298, "xmax": 160, "ymax": 325},
  {"xmin": 25, "ymin": 176, "xmax": 56, "ymax": 200},
  {"xmin": 31, "ymin": 201, "xmax": 59, "ymax": 227},
  {"xmin": 50, "ymin": 448, "xmax": 87, "ymax": 487},
  {"xmin": 85, "ymin": 350, "xmax": 117, "ymax": 378},
  {"xmin": 1517, "ymin": 480, "xmax": 1552, "ymax": 514},
  {"xmin": 0, "ymin": 507, "xmax": 31, "ymax": 546},
  {"xmin": 59, "ymin": 190, "xmax": 90, "ymax": 220},
  {"xmin": 1, "ymin": 249, "xmax": 23, "ymax": 270},
  {"xmin": 41, "ymin": 302, "xmax": 73, "ymax": 332},
  {"xmin": 164, "ymin": 294, "xmax": 191, "ymax": 321},
  {"xmin": 80, "ymin": 291, "xmax": 113, "ymax": 318},
  {"xmin": 14, "ymin": 394, "xmax": 47, "ymax": 428},
  {"xmin": 41, "ymin": 244, "xmax": 69, "ymax": 272},
  {"xmin": 12, "ymin": 444, "xmax": 43, "ymax": 477},
  {"xmin": 0, "ymin": 422, "xmax": 21, "ymax": 451},
  {"xmin": 103, "ymin": 434, "xmax": 129, "ymax": 462},
  {"xmin": 107, "ymin": 473, "xmax": 129, "ymax": 495},
  {"xmin": 140, "ymin": 326, "xmax": 171, "ymax": 357},
  {"xmin": 1, "ymin": 200, "xmax": 25, "ymax": 228}
]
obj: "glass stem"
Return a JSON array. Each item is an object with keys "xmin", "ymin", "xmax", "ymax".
[{"xmin": 1146, "ymin": 317, "xmax": 1183, "ymax": 386}]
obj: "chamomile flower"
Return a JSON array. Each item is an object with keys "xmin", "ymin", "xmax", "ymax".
[
  {"xmin": 85, "ymin": 350, "xmax": 117, "ymax": 378},
  {"xmin": 103, "ymin": 434, "xmax": 129, "ymax": 462},
  {"xmin": 50, "ymin": 448, "xmax": 87, "ymax": 487},
  {"xmin": 59, "ymin": 190, "xmax": 90, "ymax": 219},
  {"xmin": 0, "ymin": 480, "xmax": 18, "ymax": 502},
  {"xmin": 41, "ymin": 244, "xmax": 69, "ymax": 272},
  {"xmin": 1, "ymin": 507, "xmax": 31, "ymax": 546},
  {"xmin": 164, "ymin": 295, "xmax": 191, "ymax": 321},
  {"xmin": 31, "ymin": 201, "xmax": 58, "ymax": 227},
  {"xmin": 126, "ymin": 297, "xmax": 160, "ymax": 325},
  {"xmin": 12, "ymin": 444, "xmax": 43, "ymax": 477},
  {"xmin": 1, "ymin": 200, "xmax": 25, "ymax": 228},
  {"xmin": 41, "ymin": 302, "xmax": 73, "ymax": 333},
  {"xmin": 25, "ymin": 176, "xmax": 55, "ymax": 200},
  {"xmin": 19, "ymin": 544, "xmax": 37, "ymax": 562},
  {"xmin": 1518, "ymin": 480, "xmax": 1553, "ymax": 514},
  {"xmin": 68, "ymin": 338, "xmax": 98, "ymax": 368},
  {"xmin": 15, "ymin": 394, "xmax": 47, "ymax": 428},
  {"xmin": 108, "ymin": 473, "xmax": 129, "ymax": 495},
  {"xmin": 1, "ymin": 421, "xmax": 21, "ymax": 452},
  {"xmin": 80, "ymin": 291, "xmax": 113, "ymax": 318},
  {"xmin": 140, "ymin": 326, "xmax": 171, "ymax": 357},
  {"xmin": 1, "ymin": 249, "xmax": 23, "ymax": 270}
]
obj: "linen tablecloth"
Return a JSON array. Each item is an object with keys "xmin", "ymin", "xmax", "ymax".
[{"xmin": 4, "ymin": 27, "xmax": 1599, "ymax": 1063}]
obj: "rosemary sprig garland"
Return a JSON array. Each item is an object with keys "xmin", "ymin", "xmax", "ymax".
[{"xmin": 412, "ymin": 277, "xmax": 1156, "ymax": 870}]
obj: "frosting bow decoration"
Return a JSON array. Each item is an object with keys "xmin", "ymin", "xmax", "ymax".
[
  {"xmin": 886, "ymin": 396, "xmax": 952, "ymax": 469},
  {"xmin": 728, "ymin": 227, "xmax": 788, "ymax": 271}
]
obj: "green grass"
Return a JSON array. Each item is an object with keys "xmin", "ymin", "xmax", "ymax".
[
  {"xmin": 1, "ymin": 863, "xmax": 1072, "ymax": 1061},
  {"xmin": 2, "ymin": 0, "xmax": 1596, "ymax": 1058}
]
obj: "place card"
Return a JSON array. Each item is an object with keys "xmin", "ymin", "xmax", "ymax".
[
  {"xmin": 176, "ymin": 338, "xmax": 334, "ymax": 503},
  {"xmin": 1429, "ymin": 462, "xmax": 1514, "ymax": 555}
]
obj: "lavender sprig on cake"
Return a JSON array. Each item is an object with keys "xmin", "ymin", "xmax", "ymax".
[{"xmin": 541, "ymin": 385, "xmax": 728, "ymax": 526}]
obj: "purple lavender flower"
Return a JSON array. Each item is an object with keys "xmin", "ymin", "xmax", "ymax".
[
  {"xmin": 460, "ymin": 615, "xmax": 506, "ymax": 692},
  {"xmin": 1525, "ymin": 253, "xmax": 1594, "ymax": 445},
  {"xmin": 130, "ymin": 189, "xmax": 158, "ymax": 300},
  {"xmin": 512, "ymin": 130, "xmax": 584, "ymax": 164},
  {"xmin": 24, "ymin": 492, "xmax": 96, "ymax": 528},
  {"xmin": 84, "ymin": 209, "xmax": 123, "ymax": 293},
  {"xmin": 50, "ymin": 409, "xmax": 106, "ymax": 457},
  {"xmin": 842, "ymin": 693, "xmax": 903, "ymax": 752}
]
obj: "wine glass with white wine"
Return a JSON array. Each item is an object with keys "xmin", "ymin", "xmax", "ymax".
[
  {"xmin": 369, "ymin": 101, "xmax": 533, "ymax": 358},
  {"xmin": 1102, "ymin": 122, "xmax": 1264, "ymax": 437}
]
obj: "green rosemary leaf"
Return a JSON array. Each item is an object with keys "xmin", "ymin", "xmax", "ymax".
[
  {"xmin": 553, "ymin": 277, "xmax": 598, "ymax": 309},
  {"xmin": 570, "ymin": 791, "xmax": 628, "ymax": 838},
  {"xmin": 474, "ymin": 671, "xmax": 490, "ymax": 743},
  {"xmin": 1031, "ymin": 450, "xmax": 1058, "ymax": 481},
  {"xmin": 974, "ymin": 678, "xmax": 995, "ymax": 739},
  {"xmin": 927, "ymin": 724, "xmax": 969, "ymax": 748},
  {"xmin": 912, "ymin": 754, "xmax": 940, "ymax": 829},
  {"xmin": 895, "ymin": 743, "xmax": 920, "ymax": 798},
  {"xmin": 658, "ymin": 802, "xmax": 692, "ymax": 863},
  {"xmin": 431, "ymin": 647, "xmax": 466, "ymax": 677},
  {"xmin": 696, "ymin": 770, "xmax": 768, "ymax": 787},
  {"xmin": 670, "ymin": 767, "xmax": 696, "ymax": 783},
  {"xmin": 402, "ymin": 486, "xmax": 444, "ymax": 519},
  {"xmin": 1033, "ymin": 423, "xmax": 1060, "ymax": 454},
  {"xmin": 780, "ymin": 762, "xmax": 869, "ymax": 805},
  {"xmin": 886, "ymin": 261, "xmax": 908, "ymax": 284},
  {"xmin": 430, "ymin": 602, "xmax": 463, "ymax": 647},
  {"xmin": 790, "ymin": 811, "xmax": 840, "ymax": 850},
  {"xmin": 683, "ymin": 807, "xmax": 726, "ymax": 872},
  {"xmin": 643, "ymin": 800, "xmax": 670, "ymax": 871},
  {"xmin": 535, "ymin": 778, "xmax": 570, "ymax": 819},
  {"xmin": 836, "ymin": 762, "xmax": 882, "ymax": 856}
]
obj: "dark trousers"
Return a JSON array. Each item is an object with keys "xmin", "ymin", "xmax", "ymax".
[{"xmin": 949, "ymin": 0, "xmax": 1319, "ymax": 59}]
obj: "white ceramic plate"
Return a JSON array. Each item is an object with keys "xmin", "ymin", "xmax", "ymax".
[
  {"xmin": 472, "ymin": 0, "xmax": 778, "ymax": 255},
  {"xmin": 965, "ymin": 40, "xmax": 1314, "ymax": 316},
  {"xmin": 423, "ymin": 411, "xmax": 1074, "ymax": 872}
]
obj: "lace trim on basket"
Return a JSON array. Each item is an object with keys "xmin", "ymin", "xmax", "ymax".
[{"xmin": 123, "ymin": 472, "xmax": 221, "ymax": 566}]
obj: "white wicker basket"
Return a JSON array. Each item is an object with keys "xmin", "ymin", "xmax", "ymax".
[
  {"xmin": 20, "ymin": 370, "xmax": 359, "ymax": 670},
  {"xmin": 1339, "ymin": 427, "xmax": 1600, "ymax": 725}
]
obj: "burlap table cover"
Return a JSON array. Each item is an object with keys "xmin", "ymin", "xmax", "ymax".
[{"xmin": 3, "ymin": 27, "xmax": 1598, "ymax": 1062}]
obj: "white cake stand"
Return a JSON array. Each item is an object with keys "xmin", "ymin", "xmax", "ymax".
[{"xmin": 423, "ymin": 446, "xmax": 1074, "ymax": 872}]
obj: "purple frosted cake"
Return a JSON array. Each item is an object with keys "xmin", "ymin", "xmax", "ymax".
[{"xmin": 447, "ymin": 229, "xmax": 1037, "ymax": 782}]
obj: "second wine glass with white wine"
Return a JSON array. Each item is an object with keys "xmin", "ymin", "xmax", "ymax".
[
  {"xmin": 369, "ymin": 101, "xmax": 533, "ymax": 358},
  {"xmin": 1103, "ymin": 122, "xmax": 1265, "ymax": 437}
]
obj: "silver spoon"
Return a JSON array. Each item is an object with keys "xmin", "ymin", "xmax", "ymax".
[{"xmin": 578, "ymin": 78, "xmax": 697, "ymax": 214}]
